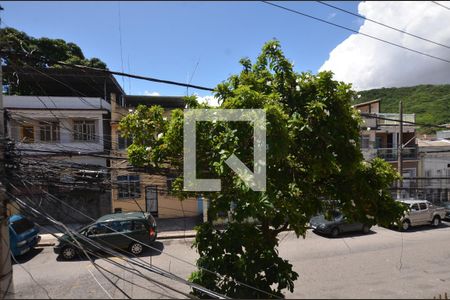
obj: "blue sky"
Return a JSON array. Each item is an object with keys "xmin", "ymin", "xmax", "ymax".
[{"xmin": 2, "ymin": 1, "xmax": 362, "ymax": 98}]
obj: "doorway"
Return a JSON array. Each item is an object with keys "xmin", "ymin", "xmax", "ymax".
[{"xmin": 145, "ymin": 186, "xmax": 158, "ymax": 217}]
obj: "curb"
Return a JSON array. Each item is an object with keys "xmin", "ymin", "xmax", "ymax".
[
  {"xmin": 36, "ymin": 232, "xmax": 197, "ymax": 247},
  {"xmin": 157, "ymin": 233, "xmax": 196, "ymax": 240}
]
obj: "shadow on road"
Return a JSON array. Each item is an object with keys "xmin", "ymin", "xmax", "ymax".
[
  {"xmin": 13, "ymin": 247, "xmax": 44, "ymax": 264},
  {"xmin": 55, "ymin": 241, "xmax": 165, "ymax": 262},
  {"xmin": 312, "ymin": 229, "xmax": 377, "ymax": 239}
]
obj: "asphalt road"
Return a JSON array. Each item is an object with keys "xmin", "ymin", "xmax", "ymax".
[{"xmin": 11, "ymin": 223, "xmax": 450, "ymax": 299}]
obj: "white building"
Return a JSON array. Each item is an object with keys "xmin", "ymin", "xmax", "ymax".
[
  {"xmin": 5, "ymin": 95, "xmax": 110, "ymax": 166},
  {"xmin": 3, "ymin": 66, "xmax": 125, "ymax": 223},
  {"xmin": 417, "ymin": 138, "xmax": 450, "ymax": 203}
]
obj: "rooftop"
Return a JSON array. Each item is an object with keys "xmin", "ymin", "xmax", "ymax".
[{"xmin": 3, "ymin": 66, "xmax": 125, "ymax": 100}]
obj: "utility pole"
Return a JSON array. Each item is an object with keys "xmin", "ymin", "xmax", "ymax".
[
  {"xmin": 397, "ymin": 100, "xmax": 403, "ymax": 199},
  {"xmin": 0, "ymin": 47, "xmax": 14, "ymax": 298}
]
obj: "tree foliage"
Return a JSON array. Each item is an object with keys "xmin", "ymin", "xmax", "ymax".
[
  {"xmin": 355, "ymin": 84, "xmax": 450, "ymax": 134},
  {"xmin": 119, "ymin": 40, "xmax": 405, "ymax": 298},
  {"xmin": 1, "ymin": 27, "xmax": 108, "ymax": 94}
]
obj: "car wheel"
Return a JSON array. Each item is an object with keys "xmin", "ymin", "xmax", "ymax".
[
  {"xmin": 129, "ymin": 242, "xmax": 144, "ymax": 255},
  {"xmin": 61, "ymin": 246, "xmax": 77, "ymax": 260},
  {"xmin": 432, "ymin": 216, "xmax": 441, "ymax": 227},
  {"xmin": 362, "ymin": 224, "xmax": 371, "ymax": 234},
  {"xmin": 402, "ymin": 220, "xmax": 410, "ymax": 231},
  {"xmin": 330, "ymin": 227, "xmax": 339, "ymax": 238}
]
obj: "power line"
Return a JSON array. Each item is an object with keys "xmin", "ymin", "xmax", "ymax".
[
  {"xmin": 7, "ymin": 192, "xmax": 207, "ymax": 299},
  {"xmin": 5, "ymin": 50, "xmax": 215, "ymax": 91},
  {"xmin": 431, "ymin": 1, "xmax": 450, "ymax": 10},
  {"xmin": 359, "ymin": 112, "xmax": 449, "ymax": 129},
  {"xmin": 6, "ymin": 174, "xmax": 280, "ymax": 299},
  {"xmin": 316, "ymin": 1, "xmax": 450, "ymax": 49},
  {"xmin": 262, "ymin": 1, "xmax": 450, "ymax": 64}
]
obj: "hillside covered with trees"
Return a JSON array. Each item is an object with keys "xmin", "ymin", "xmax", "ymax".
[{"xmin": 354, "ymin": 85, "xmax": 450, "ymax": 134}]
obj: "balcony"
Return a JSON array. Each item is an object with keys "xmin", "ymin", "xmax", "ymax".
[
  {"xmin": 376, "ymin": 147, "xmax": 418, "ymax": 161},
  {"xmin": 377, "ymin": 113, "xmax": 415, "ymax": 126}
]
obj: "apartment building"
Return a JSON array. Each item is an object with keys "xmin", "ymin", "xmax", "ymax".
[
  {"xmin": 353, "ymin": 99, "xmax": 419, "ymax": 189},
  {"xmin": 3, "ymin": 66, "xmax": 124, "ymax": 223},
  {"xmin": 110, "ymin": 94, "xmax": 202, "ymax": 219}
]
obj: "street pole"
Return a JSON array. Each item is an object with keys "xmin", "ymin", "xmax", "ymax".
[
  {"xmin": 397, "ymin": 100, "xmax": 403, "ymax": 199},
  {"xmin": 0, "ymin": 57, "xmax": 14, "ymax": 299}
]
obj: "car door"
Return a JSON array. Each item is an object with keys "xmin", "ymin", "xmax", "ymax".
[
  {"xmin": 97, "ymin": 221, "xmax": 133, "ymax": 251},
  {"xmin": 334, "ymin": 212, "xmax": 352, "ymax": 233},
  {"xmin": 408, "ymin": 203, "xmax": 420, "ymax": 226},
  {"xmin": 129, "ymin": 220, "xmax": 150, "ymax": 245},
  {"xmin": 418, "ymin": 202, "xmax": 431, "ymax": 224}
]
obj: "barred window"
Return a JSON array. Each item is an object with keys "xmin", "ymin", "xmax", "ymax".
[
  {"xmin": 117, "ymin": 175, "xmax": 141, "ymax": 199},
  {"xmin": 360, "ymin": 135, "xmax": 370, "ymax": 149},
  {"xmin": 40, "ymin": 122, "xmax": 60, "ymax": 142},
  {"xmin": 73, "ymin": 120, "xmax": 96, "ymax": 141}
]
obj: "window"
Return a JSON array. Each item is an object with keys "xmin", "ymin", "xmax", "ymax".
[
  {"xmin": 117, "ymin": 175, "xmax": 141, "ymax": 199},
  {"xmin": 410, "ymin": 203, "xmax": 419, "ymax": 211},
  {"xmin": 133, "ymin": 221, "xmax": 147, "ymax": 231},
  {"xmin": 419, "ymin": 202, "xmax": 428, "ymax": 210},
  {"xmin": 21, "ymin": 125, "xmax": 34, "ymax": 143},
  {"xmin": 360, "ymin": 135, "xmax": 370, "ymax": 149},
  {"xmin": 375, "ymin": 136, "xmax": 382, "ymax": 149},
  {"xmin": 73, "ymin": 120, "xmax": 96, "ymax": 142},
  {"xmin": 40, "ymin": 122, "xmax": 60, "ymax": 142},
  {"xmin": 118, "ymin": 131, "xmax": 133, "ymax": 150},
  {"xmin": 425, "ymin": 170, "xmax": 432, "ymax": 186},
  {"xmin": 87, "ymin": 222, "xmax": 113, "ymax": 236},
  {"xmin": 109, "ymin": 220, "xmax": 133, "ymax": 233}
]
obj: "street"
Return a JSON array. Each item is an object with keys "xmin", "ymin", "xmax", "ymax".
[{"xmin": 12, "ymin": 223, "xmax": 450, "ymax": 299}]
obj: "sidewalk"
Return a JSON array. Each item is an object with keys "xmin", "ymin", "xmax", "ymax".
[{"xmin": 37, "ymin": 216, "xmax": 200, "ymax": 247}]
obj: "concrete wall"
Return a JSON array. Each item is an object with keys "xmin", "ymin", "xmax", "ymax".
[{"xmin": 4, "ymin": 95, "xmax": 111, "ymax": 111}]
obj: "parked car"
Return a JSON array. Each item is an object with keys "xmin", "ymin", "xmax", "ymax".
[
  {"xmin": 441, "ymin": 202, "xmax": 450, "ymax": 221},
  {"xmin": 8, "ymin": 214, "xmax": 41, "ymax": 257},
  {"xmin": 54, "ymin": 212, "xmax": 157, "ymax": 260},
  {"xmin": 309, "ymin": 210, "xmax": 371, "ymax": 238},
  {"xmin": 396, "ymin": 199, "xmax": 446, "ymax": 231}
]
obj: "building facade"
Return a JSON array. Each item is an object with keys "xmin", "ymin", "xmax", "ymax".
[
  {"xmin": 110, "ymin": 94, "xmax": 202, "ymax": 219},
  {"xmin": 417, "ymin": 137, "xmax": 450, "ymax": 203},
  {"xmin": 354, "ymin": 99, "xmax": 419, "ymax": 197},
  {"xmin": 3, "ymin": 67, "xmax": 124, "ymax": 223}
]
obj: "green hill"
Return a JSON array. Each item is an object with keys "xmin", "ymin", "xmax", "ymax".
[{"xmin": 354, "ymin": 84, "xmax": 450, "ymax": 134}]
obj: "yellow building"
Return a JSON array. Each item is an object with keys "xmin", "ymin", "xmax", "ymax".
[{"xmin": 110, "ymin": 94, "xmax": 201, "ymax": 219}]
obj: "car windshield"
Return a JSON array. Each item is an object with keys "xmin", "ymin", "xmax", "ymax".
[{"xmin": 10, "ymin": 218, "xmax": 34, "ymax": 234}]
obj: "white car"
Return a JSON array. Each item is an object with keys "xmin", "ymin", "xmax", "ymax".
[{"xmin": 397, "ymin": 199, "xmax": 446, "ymax": 231}]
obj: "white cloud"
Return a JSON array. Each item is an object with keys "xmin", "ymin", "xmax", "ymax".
[
  {"xmin": 144, "ymin": 91, "xmax": 160, "ymax": 96},
  {"xmin": 319, "ymin": 1, "xmax": 450, "ymax": 91},
  {"xmin": 195, "ymin": 94, "xmax": 220, "ymax": 107},
  {"xmin": 327, "ymin": 12, "xmax": 337, "ymax": 20}
]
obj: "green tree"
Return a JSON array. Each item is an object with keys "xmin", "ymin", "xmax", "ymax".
[
  {"xmin": 119, "ymin": 40, "xmax": 405, "ymax": 298},
  {"xmin": 1, "ymin": 27, "xmax": 107, "ymax": 94}
]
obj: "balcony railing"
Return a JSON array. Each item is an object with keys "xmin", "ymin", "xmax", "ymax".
[
  {"xmin": 377, "ymin": 113, "xmax": 415, "ymax": 125},
  {"xmin": 376, "ymin": 147, "xmax": 417, "ymax": 161}
]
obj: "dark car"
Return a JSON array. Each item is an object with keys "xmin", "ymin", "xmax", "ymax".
[
  {"xmin": 54, "ymin": 212, "xmax": 157, "ymax": 260},
  {"xmin": 8, "ymin": 214, "xmax": 41, "ymax": 257},
  {"xmin": 309, "ymin": 210, "xmax": 371, "ymax": 238}
]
